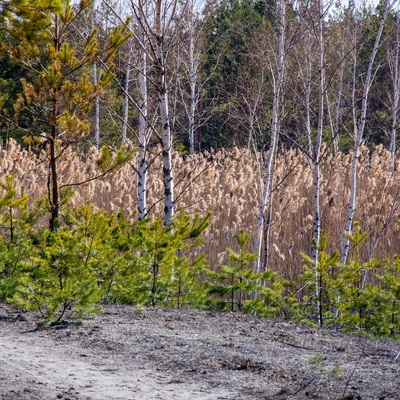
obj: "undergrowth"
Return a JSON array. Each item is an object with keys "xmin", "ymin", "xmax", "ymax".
[{"xmin": 0, "ymin": 174, "xmax": 399, "ymax": 337}]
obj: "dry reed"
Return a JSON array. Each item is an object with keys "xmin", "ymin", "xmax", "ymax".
[{"xmin": 2, "ymin": 138, "xmax": 400, "ymax": 279}]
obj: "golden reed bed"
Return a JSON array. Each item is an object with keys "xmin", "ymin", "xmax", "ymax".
[{"xmin": 2, "ymin": 139, "xmax": 400, "ymax": 278}]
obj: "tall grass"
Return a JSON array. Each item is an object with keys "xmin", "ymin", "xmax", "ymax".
[{"xmin": 2, "ymin": 139, "xmax": 400, "ymax": 279}]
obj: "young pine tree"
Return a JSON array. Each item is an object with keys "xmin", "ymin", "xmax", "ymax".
[
  {"xmin": 0, "ymin": 175, "xmax": 35, "ymax": 300},
  {"xmin": 204, "ymin": 229, "xmax": 284, "ymax": 313},
  {"xmin": 1, "ymin": 0, "xmax": 130, "ymax": 230}
]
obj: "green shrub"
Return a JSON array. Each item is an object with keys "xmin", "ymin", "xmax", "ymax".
[
  {"xmin": 1, "ymin": 175, "xmax": 399, "ymax": 338},
  {"xmin": 12, "ymin": 222, "xmax": 101, "ymax": 324},
  {"xmin": 204, "ymin": 229, "xmax": 285, "ymax": 316},
  {"xmin": 110, "ymin": 210, "xmax": 211, "ymax": 308},
  {"xmin": 0, "ymin": 175, "xmax": 36, "ymax": 300}
]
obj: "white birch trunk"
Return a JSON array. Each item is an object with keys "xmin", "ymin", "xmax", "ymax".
[
  {"xmin": 137, "ymin": 16, "xmax": 148, "ymax": 220},
  {"xmin": 253, "ymin": 0, "xmax": 286, "ymax": 275},
  {"xmin": 389, "ymin": 13, "xmax": 400, "ymax": 167},
  {"xmin": 325, "ymin": 91, "xmax": 336, "ymax": 154},
  {"xmin": 92, "ymin": 1, "xmax": 100, "ymax": 149},
  {"xmin": 261, "ymin": 146, "xmax": 276, "ymax": 272},
  {"xmin": 188, "ymin": 9, "xmax": 196, "ymax": 154},
  {"xmin": 312, "ymin": 0, "xmax": 325, "ymax": 325},
  {"xmin": 305, "ymin": 36, "xmax": 313, "ymax": 156},
  {"xmin": 155, "ymin": 0, "xmax": 174, "ymax": 226},
  {"xmin": 340, "ymin": 0, "xmax": 390, "ymax": 266},
  {"xmin": 351, "ymin": 24, "xmax": 358, "ymax": 140},
  {"xmin": 247, "ymin": 118, "xmax": 254, "ymax": 150},
  {"xmin": 93, "ymin": 62, "xmax": 100, "ymax": 148},
  {"xmin": 122, "ymin": 42, "xmax": 132, "ymax": 144}
]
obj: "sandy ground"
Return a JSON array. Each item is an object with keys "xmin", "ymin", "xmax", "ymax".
[{"xmin": 0, "ymin": 303, "xmax": 399, "ymax": 400}]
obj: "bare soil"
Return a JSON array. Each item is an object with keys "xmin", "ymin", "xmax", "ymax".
[{"xmin": 0, "ymin": 303, "xmax": 399, "ymax": 400}]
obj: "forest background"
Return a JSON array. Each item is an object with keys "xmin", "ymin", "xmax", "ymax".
[{"xmin": 1, "ymin": 0, "xmax": 400, "ymax": 335}]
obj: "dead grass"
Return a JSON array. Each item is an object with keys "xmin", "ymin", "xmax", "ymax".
[{"xmin": 2, "ymin": 139, "xmax": 400, "ymax": 278}]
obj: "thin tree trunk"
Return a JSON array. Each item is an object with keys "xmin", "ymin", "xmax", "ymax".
[
  {"xmin": 49, "ymin": 14, "xmax": 60, "ymax": 231},
  {"xmin": 262, "ymin": 151, "xmax": 276, "ymax": 272},
  {"xmin": 188, "ymin": 8, "xmax": 196, "ymax": 154},
  {"xmin": 325, "ymin": 91, "xmax": 336, "ymax": 154},
  {"xmin": 93, "ymin": 62, "xmax": 100, "ymax": 149},
  {"xmin": 389, "ymin": 13, "xmax": 400, "ymax": 168},
  {"xmin": 305, "ymin": 36, "xmax": 313, "ymax": 156},
  {"xmin": 312, "ymin": 0, "xmax": 325, "ymax": 326},
  {"xmin": 351, "ymin": 44, "xmax": 358, "ymax": 140},
  {"xmin": 155, "ymin": 0, "xmax": 174, "ymax": 226},
  {"xmin": 171, "ymin": 41, "xmax": 180, "ymax": 134},
  {"xmin": 247, "ymin": 71, "xmax": 264, "ymax": 150},
  {"xmin": 254, "ymin": 0, "xmax": 286, "ymax": 275},
  {"xmin": 92, "ymin": 1, "xmax": 100, "ymax": 149},
  {"xmin": 341, "ymin": 0, "xmax": 390, "ymax": 266},
  {"xmin": 49, "ymin": 136, "xmax": 59, "ymax": 231},
  {"xmin": 137, "ymin": 17, "xmax": 148, "ymax": 220},
  {"xmin": 350, "ymin": 19, "xmax": 359, "ymax": 141},
  {"xmin": 122, "ymin": 43, "xmax": 132, "ymax": 144},
  {"xmin": 333, "ymin": 41, "xmax": 345, "ymax": 154}
]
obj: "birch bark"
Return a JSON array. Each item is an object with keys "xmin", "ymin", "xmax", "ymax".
[
  {"xmin": 305, "ymin": 33, "xmax": 313, "ymax": 156},
  {"xmin": 93, "ymin": 62, "xmax": 100, "ymax": 148},
  {"xmin": 92, "ymin": 1, "xmax": 100, "ymax": 149},
  {"xmin": 137, "ymin": 8, "xmax": 148, "ymax": 220},
  {"xmin": 188, "ymin": 6, "xmax": 196, "ymax": 155},
  {"xmin": 180, "ymin": 0, "xmax": 212, "ymax": 154},
  {"xmin": 340, "ymin": 0, "xmax": 391, "ymax": 266},
  {"xmin": 312, "ymin": 0, "xmax": 325, "ymax": 325},
  {"xmin": 155, "ymin": 0, "xmax": 174, "ymax": 226},
  {"xmin": 122, "ymin": 39, "xmax": 132, "ymax": 144},
  {"xmin": 389, "ymin": 12, "xmax": 400, "ymax": 167},
  {"xmin": 253, "ymin": 0, "xmax": 286, "ymax": 274}
]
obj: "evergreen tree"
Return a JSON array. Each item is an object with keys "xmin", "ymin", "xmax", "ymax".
[
  {"xmin": 200, "ymin": 0, "xmax": 273, "ymax": 149},
  {"xmin": 0, "ymin": 0, "xmax": 130, "ymax": 230}
]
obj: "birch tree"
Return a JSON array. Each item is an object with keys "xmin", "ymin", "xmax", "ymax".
[
  {"xmin": 340, "ymin": 0, "xmax": 391, "ymax": 266},
  {"xmin": 253, "ymin": 0, "xmax": 286, "ymax": 275},
  {"xmin": 332, "ymin": 40, "xmax": 345, "ymax": 154},
  {"xmin": 304, "ymin": 28, "xmax": 314, "ymax": 156},
  {"xmin": 108, "ymin": 0, "xmax": 186, "ymax": 223},
  {"xmin": 121, "ymin": 36, "xmax": 134, "ymax": 144},
  {"xmin": 186, "ymin": 0, "xmax": 197, "ymax": 154},
  {"xmin": 325, "ymin": 3, "xmax": 357, "ymax": 155},
  {"xmin": 129, "ymin": 0, "xmax": 189, "ymax": 225},
  {"xmin": 293, "ymin": 2, "xmax": 315, "ymax": 156},
  {"xmin": 92, "ymin": 0, "xmax": 100, "ymax": 149},
  {"xmin": 154, "ymin": 0, "xmax": 175, "ymax": 226},
  {"xmin": 388, "ymin": 10, "xmax": 400, "ymax": 166},
  {"xmin": 136, "ymin": 3, "xmax": 149, "ymax": 219},
  {"xmin": 175, "ymin": 0, "xmax": 213, "ymax": 154},
  {"xmin": 102, "ymin": 0, "xmax": 153, "ymax": 219},
  {"xmin": 312, "ymin": 0, "xmax": 327, "ymax": 325},
  {"xmin": 293, "ymin": 0, "xmax": 327, "ymax": 324}
]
